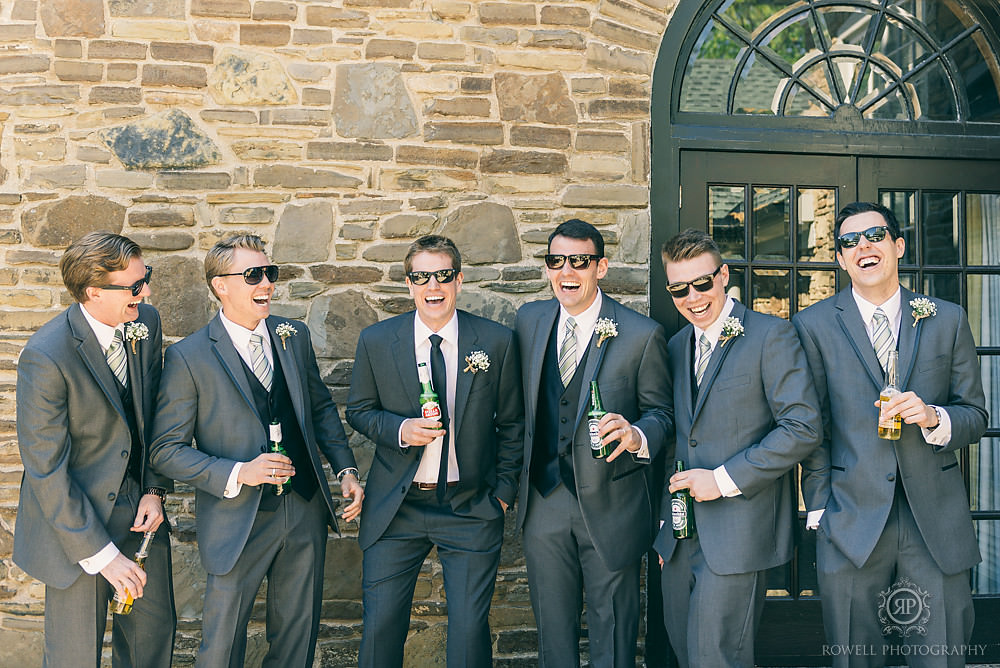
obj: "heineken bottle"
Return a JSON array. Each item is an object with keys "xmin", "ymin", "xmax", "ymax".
[
  {"xmin": 109, "ymin": 530, "xmax": 157, "ymax": 615},
  {"xmin": 269, "ymin": 419, "xmax": 290, "ymax": 496},
  {"xmin": 587, "ymin": 381, "xmax": 613, "ymax": 459},
  {"xmin": 671, "ymin": 460, "xmax": 696, "ymax": 539}
]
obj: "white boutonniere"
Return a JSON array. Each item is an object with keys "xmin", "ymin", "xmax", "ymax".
[
  {"xmin": 909, "ymin": 298, "xmax": 937, "ymax": 328},
  {"xmin": 463, "ymin": 350, "xmax": 490, "ymax": 374},
  {"xmin": 275, "ymin": 323, "xmax": 297, "ymax": 350},
  {"xmin": 125, "ymin": 322, "xmax": 149, "ymax": 354},
  {"xmin": 595, "ymin": 318, "xmax": 618, "ymax": 347},
  {"xmin": 718, "ymin": 317, "xmax": 744, "ymax": 347}
]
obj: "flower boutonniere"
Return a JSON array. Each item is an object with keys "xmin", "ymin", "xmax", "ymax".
[
  {"xmin": 909, "ymin": 297, "xmax": 937, "ymax": 328},
  {"xmin": 718, "ymin": 316, "xmax": 744, "ymax": 347},
  {"xmin": 464, "ymin": 350, "xmax": 490, "ymax": 374},
  {"xmin": 595, "ymin": 317, "xmax": 618, "ymax": 347},
  {"xmin": 275, "ymin": 323, "xmax": 297, "ymax": 350},
  {"xmin": 125, "ymin": 322, "xmax": 149, "ymax": 354}
]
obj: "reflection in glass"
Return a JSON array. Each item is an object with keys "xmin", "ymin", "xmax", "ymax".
[
  {"xmin": 967, "ymin": 276, "xmax": 1000, "ymax": 347},
  {"xmin": 735, "ymin": 54, "xmax": 783, "ymax": 115},
  {"xmin": 858, "ymin": 62, "xmax": 907, "ymax": 120},
  {"xmin": 949, "ymin": 31, "xmax": 1000, "ymax": 122},
  {"xmin": 923, "ymin": 272, "xmax": 960, "ymax": 305},
  {"xmin": 797, "ymin": 270, "xmax": 837, "ymax": 312},
  {"xmin": 872, "ymin": 16, "xmax": 929, "ymax": 75},
  {"xmin": 966, "ymin": 193, "xmax": 1000, "ymax": 266},
  {"xmin": 973, "ymin": 519, "xmax": 1000, "ymax": 594},
  {"xmin": 721, "ymin": 0, "xmax": 800, "ymax": 37},
  {"xmin": 922, "ymin": 192, "xmax": 960, "ymax": 265},
  {"xmin": 881, "ymin": 190, "xmax": 916, "ymax": 265},
  {"xmin": 786, "ymin": 79, "xmax": 833, "ymax": 117},
  {"xmin": 817, "ymin": 7, "xmax": 873, "ymax": 50},
  {"xmin": 753, "ymin": 187, "xmax": 790, "ymax": 260},
  {"xmin": 975, "ymin": 356, "xmax": 1000, "ymax": 428},
  {"xmin": 906, "ymin": 57, "xmax": 956, "ymax": 120},
  {"xmin": 798, "ymin": 188, "xmax": 838, "ymax": 261},
  {"xmin": 681, "ymin": 19, "xmax": 742, "ymax": 113},
  {"xmin": 898, "ymin": 272, "xmax": 916, "ymax": 291},
  {"xmin": 727, "ymin": 266, "xmax": 745, "ymax": 305},
  {"xmin": 752, "ymin": 268, "xmax": 790, "ymax": 319},
  {"xmin": 759, "ymin": 10, "xmax": 823, "ymax": 70},
  {"xmin": 710, "ymin": 185, "xmax": 746, "ymax": 260},
  {"xmin": 894, "ymin": 0, "xmax": 967, "ymax": 45}
]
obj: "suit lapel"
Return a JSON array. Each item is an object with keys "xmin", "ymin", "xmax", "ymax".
[
  {"xmin": 677, "ymin": 323, "xmax": 696, "ymax": 421},
  {"xmin": 834, "ymin": 288, "xmax": 887, "ymax": 390},
  {"xmin": 452, "ymin": 311, "xmax": 477, "ymax": 445},
  {"xmin": 526, "ymin": 301, "xmax": 559, "ymax": 427},
  {"xmin": 391, "ymin": 312, "xmax": 421, "ymax": 418},
  {"xmin": 269, "ymin": 316, "xmax": 307, "ymax": 427},
  {"xmin": 691, "ymin": 301, "xmax": 743, "ymax": 424},
  {"xmin": 125, "ymin": 319, "xmax": 146, "ymax": 441},
  {"xmin": 208, "ymin": 312, "xmax": 262, "ymax": 422},
  {"xmin": 574, "ymin": 296, "xmax": 615, "ymax": 428},
  {"xmin": 897, "ymin": 287, "xmax": 923, "ymax": 389},
  {"xmin": 69, "ymin": 304, "xmax": 127, "ymax": 422}
]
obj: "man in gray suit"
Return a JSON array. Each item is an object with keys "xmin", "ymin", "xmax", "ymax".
[
  {"xmin": 515, "ymin": 219, "xmax": 672, "ymax": 668},
  {"xmin": 793, "ymin": 202, "xmax": 987, "ymax": 667},
  {"xmin": 149, "ymin": 233, "xmax": 363, "ymax": 668},
  {"xmin": 654, "ymin": 229, "xmax": 822, "ymax": 668},
  {"xmin": 346, "ymin": 235, "xmax": 523, "ymax": 667},
  {"xmin": 15, "ymin": 232, "xmax": 175, "ymax": 668}
]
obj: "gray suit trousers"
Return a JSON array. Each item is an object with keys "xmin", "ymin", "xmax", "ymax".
[{"xmin": 43, "ymin": 477, "xmax": 175, "ymax": 668}]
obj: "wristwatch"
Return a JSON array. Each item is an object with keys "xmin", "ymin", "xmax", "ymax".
[
  {"xmin": 337, "ymin": 467, "xmax": 360, "ymax": 483},
  {"xmin": 931, "ymin": 406, "xmax": 943, "ymax": 429},
  {"xmin": 145, "ymin": 486, "xmax": 167, "ymax": 502}
]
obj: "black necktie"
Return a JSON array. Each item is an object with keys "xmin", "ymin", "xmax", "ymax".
[{"xmin": 429, "ymin": 334, "xmax": 450, "ymax": 502}]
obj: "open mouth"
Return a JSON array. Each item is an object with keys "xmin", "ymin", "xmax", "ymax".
[
  {"xmin": 127, "ymin": 299, "xmax": 141, "ymax": 308},
  {"xmin": 425, "ymin": 295, "xmax": 444, "ymax": 304},
  {"xmin": 689, "ymin": 303, "xmax": 711, "ymax": 317},
  {"xmin": 252, "ymin": 295, "xmax": 270, "ymax": 306},
  {"xmin": 560, "ymin": 281, "xmax": 581, "ymax": 293},
  {"xmin": 858, "ymin": 256, "xmax": 880, "ymax": 269}
]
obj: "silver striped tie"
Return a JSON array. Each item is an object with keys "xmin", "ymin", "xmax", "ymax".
[
  {"xmin": 106, "ymin": 329, "xmax": 127, "ymax": 387},
  {"xmin": 249, "ymin": 334, "xmax": 273, "ymax": 392},
  {"xmin": 695, "ymin": 333, "xmax": 712, "ymax": 386},
  {"xmin": 872, "ymin": 308, "xmax": 894, "ymax": 372},
  {"xmin": 558, "ymin": 318, "xmax": 578, "ymax": 387}
]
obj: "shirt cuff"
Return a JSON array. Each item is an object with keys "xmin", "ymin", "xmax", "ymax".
[
  {"xmin": 806, "ymin": 508, "xmax": 825, "ymax": 530},
  {"xmin": 224, "ymin": 462, "xmax": 244, "ymax": 499},
  {"xmin": 713, "ymin": 465, "xmax": 742, "ymax": 497},
  {"xmin": 921, "ymin": 405, "xmax": 952, "ymax": 445},
  {"xmin": 398, "ymin": 420, "xmax": 409, "ymax": 449},
  {"xmin": 79, "ymin": 542, "xmax": 120, "ymax": 575},
  {"xmin": 633, "ymin": 426, "xmax": 650, "ymax": 460}
]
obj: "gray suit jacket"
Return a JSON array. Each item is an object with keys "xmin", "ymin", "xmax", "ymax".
[
  {"xmin": 653, "ymin": 301, "xmax": 822, "ymax": 575},
  {"xmin": 149, "ymin": 312, "xmax": 356, "ymax": 576},
  {"xmin": 14, "ymin": 303, "xmax": 170, "ymax": 589},
  {"xmin": 345, "ymin": 310, "xmax": 524, "ymax": 551},
  {"xmin": 514, "ymin": 295, "xmax": 673, "ymax": 572},
  {"xmin": 793, "ymin": 287, "xmax": 987, "ymax": 574}
]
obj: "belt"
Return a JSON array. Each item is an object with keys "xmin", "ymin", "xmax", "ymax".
[{"xmin": 413, "ymin": 481, "xmax": 459, "ymax": 490}]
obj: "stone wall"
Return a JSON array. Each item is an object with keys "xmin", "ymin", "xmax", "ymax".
[{"xmin": 0, "ymin": 0, "xmax": 677, "ymax": 664}]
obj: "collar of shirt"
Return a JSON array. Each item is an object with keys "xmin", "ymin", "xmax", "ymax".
[
  {"xmin": 852, "ymin": 286, "xmax": 902, "ymax": 343},
  {"xmin": 558, "ymin": 289, "xmax": 604, "ymax": 365},
  {"xmin": 80, "ymin": 303, "xmax": 124, "ymax": 354},
  {"xmin": 693, "ymin": 296, "xmax": 736, "ymax": 352},
  {"xmin": 219, "ymin": 309, "xmax": 273, "ymax": 369},
  {"xmin": 413, "ymin": 310, "xmax": 459, "ymax": 355}
]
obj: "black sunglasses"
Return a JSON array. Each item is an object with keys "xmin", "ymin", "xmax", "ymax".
[
  {"xmin": 665, "ymin": 266, "xmax": 722, "ymax": 298},
  {"xmin": 216, "ymin": 265, "xmax": 279, "ymax": 285},
  {"xmin": 100, "ymin": 265, "xmax": 152, "ymax": 297},
  {"xmin": 407, "ymin": 269, "xmax": 458, "ymax": 285},
  {"xmin": 837, "ymin": 225, "xmax": 889, "ymax": 249},
  {"xmin": 544, "ymin": 254, "xmax": 602, "ymax": 270}
]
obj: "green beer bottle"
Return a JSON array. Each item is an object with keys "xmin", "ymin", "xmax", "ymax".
[
  {"xmin": 588, "ymin": 381, "xmax": 613, "ymax": 459},
  {"xmin": 269, "ymin": 419, "xmax": 290, "ymax": 496},
  {"xmin": 671, "ymin": 460, "xmax": 696, "ymax": 539}
]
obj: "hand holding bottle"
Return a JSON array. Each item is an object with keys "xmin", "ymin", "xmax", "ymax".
[
  {"xmin": 238, "ymin": 452, "xmax": 295, "ymax": 487},
  {"xmin": 400, "ymin": 417, "xmax": 445, "ymax": 446},
  {"xmin": 102, "ymin": 551, "xmax": 147, "ymax": 608}
]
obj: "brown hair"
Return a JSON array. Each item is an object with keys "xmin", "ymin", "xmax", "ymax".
[
  {"xmin": 60, "ymin": 232, "xmax": 142, "ymax": 303},
  {"xmin": 403, "ymin": 235, "xmax": 462, "ymax": 274},
  {"xmin": 205, "ymin": 233, "xmax": 267, "ymax": 298},
  {"xmin": 660, "ymin": 228, "xmax": 723, "ymax": 268}
]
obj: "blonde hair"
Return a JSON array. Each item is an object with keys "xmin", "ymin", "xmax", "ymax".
[
  {"xmin": 60, "ymin": 232, "xmax": 141, "ymax": 303},
  {"xmin": 205, "ymin": 234, "xmax": 267, "ymax": 298}
]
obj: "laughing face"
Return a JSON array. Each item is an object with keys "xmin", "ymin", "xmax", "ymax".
[
  {"xmin": 664, "ymin": 252, "xmax": 729, "ymax": 330},
  {"xmin": 212, "ymin": 248, "xmax": 274, "ymax": 331},
  {"xmin": 546, "ymin": 235, "xmax": 608, "ymax": 316},
  {"xmin": 836, "ymin": 210, "xmax": 904, "ymax": 304},
  {"xmin": 407, "ymin": 251, "xmax": 463, "ymax": 332},
  {"xmin": 82, "ymin": 255, "xmax": 151, "ymax": 328}
]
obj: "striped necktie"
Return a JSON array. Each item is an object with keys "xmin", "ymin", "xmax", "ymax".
[
  {"xmin": 695, "ymin": 333, "xmax": 712, "ymax": 386},
  {"xmin": 249, "ymin": 334, "xmax": 273, "ymax": 392},
  {"xmin": 872, "ymin": 308, "xmax": 894, "ymax": 372},
  {"xmin": 558, "ymin": 317, "xmax": 578, "ymax": 387},
  {"xmin": 106, "ymin": 329, "xmax": 127, "ymax": 387}
]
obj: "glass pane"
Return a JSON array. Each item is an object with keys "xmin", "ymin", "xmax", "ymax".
[
  {"xmin": 818, "ymin": 7, "xmax": 875, "ymax": 50},
  {"xmin": 734, "ymin": 53, "xmax": 784, "ymax": 115},
  {"xmin": 858, "ymin": 63, "xmax": 908, "ymax": 120},
  {"xmin": 726, "ymin": 266, "xmax": 746, "ymax": 305},
  {"xmin": 967, "ymin": 276, "xmax": 1000, "ymax": 347},
  {"xmin": 785, "ymin": 78, "xmax": 835, "ymax": 116},
  {"xmin": 720, "ymin": 0, "xmax": 801, "ymax": 36},
  {"xmin": 922, "ymin": 192, "xmax": 960, "ymax": 265},
  {"xmin": 906, "ymin": 58, "xmax": 957, "ymax": 120},
  {"xmin": 975, "ymin": 356, "xmax": 1000, "ymax": 428},
  {"xmin": 752, "ymin": 268, "xmax": 790, "ymax": 319},
  {"xmin": 966, "ymin": 193, "xmax": 1000, "ymax": 265},
  {"xmin": 973, "ymin": 519, "xmax": 1000, "ymax": 594},
  {"xmin": 681, "ymin": 19, "xmax": 743, "ymax": 113},
  {"xmin": 753, "ymin": 186, "xmax": 790, "ymax": 260},
  {"xmin": 797, "ymin": 270, "xmax": 838, "ymax": 312},
  {"xmin": 949, "ymin": 32, "xmax": 1000, "ymax": 122},
  {"xmin": 832, "ymin": 53, "xmax": 865, "ymax": 103},
  {"xmin": 881, "ymin": 190, "xmax": 917, "ymax": 265},
  {"xmin": 898, "ymin": 272, "xmax": 917, "ymax": 291},
  {"xmin": 797, "ymin": 188, "xmax": 838, "ymax": 262},
  {"xmin": 891, "ymin": 0, "xmax": 969, "ymax": 46},
  {"xmin": 922, "ymin": 272, "xmax": 961, "ymax": 305},
  {"xmin": 797, "ymin": 524, "xmax": 819, "ymax": 596},
  {"xmin": 970, "ymin": 438, "xmax": 1000, "ymax": 511},
  {"xmin": 758, "ymin": 9, "xmax": 823, "ymax": 69},
  {"xmin": 872, "ymin": 16, "xmax": 930, "ymax": 74},
  {"xmin": 792, "ymin": 61, "xmax": 838, "ymax": 111},
  {"xmin": 710, "ymin": 185, "xmax": 746, "ymax": 260}
]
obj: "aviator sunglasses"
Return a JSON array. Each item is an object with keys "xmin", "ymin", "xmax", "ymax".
[
  {"xmin": 837, "ymin": 225, "xmax": 889, "ymax": 249},
  {"xmin": 100, "ymin": 265, "xmax": 152, "ymax": 297},
  {"xmin": 215, "ymin": 264, "xmax": 279, "ymax": 285},
  {"xmin": 665, "ymin": 266, "xmax": 722, "ymax": 298},
  {"xmin": 407, "ymin": 269, "xmax": 458, "ymax": 285},
  {"xmin": 544, "ymin": 254, "xmax": 602, "ymax": 270}
]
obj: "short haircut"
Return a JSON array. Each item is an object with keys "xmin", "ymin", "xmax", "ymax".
[
  {"xmin": 660, "ymin": 228, "xmax": 723, "ymax": 267},
  {"xmin": 403, "ymin": 235, "xmax": 462, "ymax": 274},
  {"xmin": 548, "ymin": 219, "xmax": 605, "ymax": 258},
  {"xmin": 835, "ymin": 201, "xmax": 901, "ymax": 243},
  {"xmin": 205, "ymin": 233, "xmax": 267, "ymax": 298},
  {"xmin": 60, "ymin": 232, "xmax": 142, "ymax": 303}
]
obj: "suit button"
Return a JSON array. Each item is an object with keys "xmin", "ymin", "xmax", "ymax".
[
  {"xmin": 560, "ymin": 435, "xmax": 567, "ymax": 441},
  {"xmin": 560, "ymin": 399, "xmax": 568, "ymax": 406},
  {"xmin": 689, "ymin": 439, "xmax": 697, "ymax": 447},
  {"xmin": 108, "ymin": 493, "xmax": 116, "ymax": 501},
  {"xmin": 121, "ymin": 450, "xmax": 128, "ymax": 458},
  {"xmin": 887, "ymin": 473, "xmax": 896, "ymax": 482},
  {"xmin": 560, "ymin": 417, "xmax": 567, "ymax": 424}
]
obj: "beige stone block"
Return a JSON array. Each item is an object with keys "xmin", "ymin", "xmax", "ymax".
[
  {"xmin": 112, "ymin": 19, "xmax": 190, "ymax": 40},
  {"xmin": 191, "ymin": 0, "xmax": 250, "ymax": 18},
  {"xmin": 484, "ymin": 174, "xmax": 558, "ymax": 194},
  {"xmin": 570, "ymin": 155, "xmax": 629, "ymax": 179},
  {"xmin": 150, "ymin": 41, "xmax": 215, "ymax": 63},
  {"xmin": 96, "ymin": 169, "xmax": 155, "ymax": 189},
  {"xmin": 424, "ymin": 121, "xmax": 503, "ymax": 145},
  {"xmin": 144, "ymin": 91, "xmax": 206, "ymax": 106},
  {"xmin": 495, "ymin": 50, "xmax": 584, "ymax": 71},
  {"xmin": 293, "ymin": 29, "xmax": 333, "ymax": 45},
  {"xmin": 396, "ymin": 144, "xmax": 478, "ymax": 169},
  {"xmin": 0, "ymin": 269, "xmax": 18, "ymax": 285},
  {"xmin": 206, "ymin": 193, "xmax": 290, "ymax": 204},
  {"xmin": 219, "ymin": 206, "xmax": 274, "ymax": 224},
  {"xmin": 192, "ymin": 19, "xmax": 237, "ymax": 42},
  {"xmin": 241, "ymin": 24, "xmax": 291, "ymax": 46},
  {"xmin": 365, "ymin": 39, "xmax": 415, "ymax": 60},
  {"xmin": 479, "ymin": 2, "xmax": 535, "ymax": 25},
  {"xmin": 107, "ymin": 63, "xmax": 138, "ymax": 80},
  {"xmin": 609, "ymin": 77, "xmax": 649, "ymax": 97},
  {"xmin": 591, "ymin": 17, "xmax": 658, "ymax": 51},
  {"xmin": 231, "ymin": 140, "xmax": 303, "ymax": 161},
  {"xmin": 0, "ymin": 310, "xmax": 56, "ymax": 332},
  {"xmin": 599, "ymin": 0, "xmax": 668, "ymax": 35},
  {"xmin": 562, "ymin": 184, "xmax": 648, "ymax": 207},
  {"xmin": 252, "ymin": 1, "xmax": 297, "ymax": 21},
  {"xmin": 386, "ymin": 21, "xmax": 454, "ymax": 39},
  {"xmin": 142, "ymin": 64, "xmax": 207, "ymax": 88},
  {"xmin": 518, "ymin": 29, "xmax": 587, "ymax": 50},
  {"xmin": 541, "ymin": 5, "xmax": 591, "ymax": 26},
  {"xmin": 12, "ymin": 1, "xmax": 38, "ymax": 21},
  {"xmin": 380, "ymin": 168, "xmax": 477, "ymax": 192},
  {"xmin": 216, "ymin": 127, "xmax": 313, "ymax": 138},
  {"xmin": 430, "ymin": 0, "xmax": 471, "ymax": 20},
  {"xmin": 15, "ymin": 137, "xmax": 66, "ymax": 161},
  {"xmin": 0, "ymin": 55, "xmax": 49, "ymax": 74},
  {"xmin": 631, "ymin": 120, "xmax": 648, "ymax": 183},
  {"xmin": 53, "ymin": 39, "xmax": 83, "ymax": 58},
  {"xmin": 0, "ymin": 24, "xmax": 37, "ymax": 42},
  {"xmin": 287, "ymin": 63, "xmax": 330, "ymax": 82},
  {"xmin": 0, "ymin": 290, "xmax": 52, "ymax": 308},
  {"xmin": 76, "ymin": 145, "xmax": 112, "ymax": 162},
  {"xmin": 586, "ymin": 41, "xmax": 653, "ymax": 75},
  {"xmin": 510, "ymin": 125, "xmax": 571, "ymax": 149},
  {"xmin": 589, "ymin": 97, "xmax": 648, "ymax": 119},
  {"xmin": 417, "ymin": 43, "xmax": 466, "ymax": 61},
  {"xmin": 305, "ymin": 6, "xmax": 368, "ymax": 28},
  {"xmin": 424, "ymin": 97, "xmax": 490, "ymax": 117},
  {"xmin": 571, "ymin": 75, "xmax": 607, "ymax": 93},
  {"xmin": 407, "ymin": 74, "xmax": 458, "ymax": 94},
  {"xmin": 305, "ymin": 46, "xmax": 362, "ymax": 61},
  {"xmin": 53, "ymin": 60, "xmax": 103, "ymax": 81},
  {"xmin": 89, "ymin": 39, "xmax": 147, "ymax": 59},
  {"xmin": 577, "ymin": 130, "xmax": 629, "ymax": 152},
  {"xmin": 302, "ymin": 88, "xmax": 331, "ymax": 106}
]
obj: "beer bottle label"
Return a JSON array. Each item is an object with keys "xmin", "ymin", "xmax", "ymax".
[
  {"xmin": 422, "ymin": 401, "xmax": 441, "ymax": 420},
  {"xmin": 671, "ymin": 497, "xmax": 688, "ymax": 532},
  {"xmin": 587, "ymin": 418, "xmax": 602, "ymax": 451},
  {"xmin": 269, "ymin": 422, "xmax": 282, "ymax": 442}
]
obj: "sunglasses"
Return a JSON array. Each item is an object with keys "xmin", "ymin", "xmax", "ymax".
[
  {"xmin": 837, "ymin": 225, "xmax": 889, "ymax": 248},
  {"xmin": 407, "ymin": 269, "xmax": 458, "ymax": 285},
  {"xmin": 544, "ymin": 254, "xmax": 602, "ymax": 270},
  {"xmin": 100, "ymin": 265, "xmax": 152, "ymax": 297},
  {"xmin": 665, "ymin": 266, "xmax": 722, "ymax": 298},
  {"xmin": 216, "ymin": 265, "xmax": 279, "ymax": 285}
]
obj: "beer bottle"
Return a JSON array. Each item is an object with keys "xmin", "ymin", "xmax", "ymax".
[
  {"xmin": 878, "ymin": 350, "xmax": 902, "ymax": 440},
  {"xmin": 588, "ymin": 381, "xmax": 613, "ymax": 459},
  {"xmin": 109, "ymin": 530, "xmax": 157, "ymax": 615},
  {"xmin": 417, "ymin": 362, "xmax": 444, "ymax": 447},
  {"xmin": 269, "ymin": 419, "xmax": 290, "ymax": 495},
  {"xmin": 671, "ymin": 460, "xmax": 696, "ymax": 539}
]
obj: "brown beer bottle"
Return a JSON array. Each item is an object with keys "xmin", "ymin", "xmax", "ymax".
[{"xmin": 109, "ymin": 530, "xmax": 156, "ymax": 615}]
